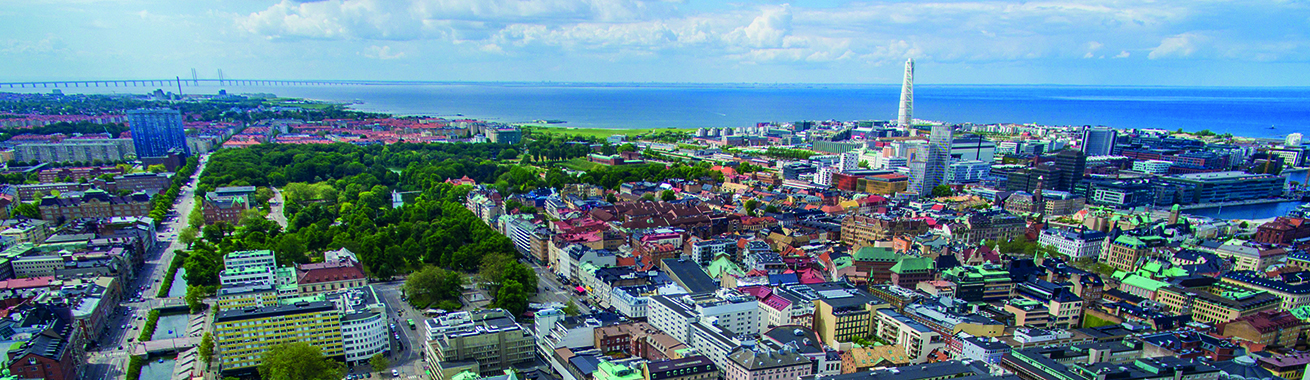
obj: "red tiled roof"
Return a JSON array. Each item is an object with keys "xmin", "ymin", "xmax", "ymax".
[{"xmin": 297, "ymin": 260, "xmax": 366, "ymax": 284}]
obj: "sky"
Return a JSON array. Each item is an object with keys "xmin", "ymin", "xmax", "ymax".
[{"xmin": 2, "ymin": 0, "xmax": 1310, "ymax": 85}]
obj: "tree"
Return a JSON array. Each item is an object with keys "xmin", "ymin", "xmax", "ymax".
[
  {"xmin": 858, "ymin": 160, "xmax": 870, "ymax": 169},
  {"xmin": 178, "ymin": 226, "xmax": 198, "ymax": 249},
  {"xmin": 498, "ymin": 148, "xmax": 520, "ymax": 161},
  {"xmin": 147, "ymin": 164, "xmax": 167, "ymax": 173},
  {"xmin": 1240, "ymin": 221, "xmax": 1250, "ymax": 229},
  {"xmin": 660, "ymin": 189, "xmax": 676, "ymax": 201},
  {"xmin": 404, "ymin": 266, "xmax": 465, "ymax": 309},
  {"xmin": 764, "ymin": 204, "xmax": 779, "ymax": 214},
  {"xmin": 116, "ymin": 163, "xmax": 136, "ymax": 174},
  {"xmin": 274, "ymin": 234, "xmax": 309, "ymax": 265},
  {"xmin": 606, "ymin": 193, "xmax": 617, "ymax": 203},
  {"xmin": 370, "ymin": 353, "xmax": 390, "ymax": 373},
  {"xmin": 199, "ymin": 332, "xmax": 215, "ymax": 366},
  {"xmin": 257, "ymin": 342, "xmax": 346, "ymax": 380},
  {"xmin": 744, "ymin": 199, "xmax": 760, "ymax": 216},
  {"xmin": 495, "ymin": 279, "xmax": 529, "ymax": 318},
  {"xmin": 563, "ymin": 299, "xmax": 581, "ymax": 316},
  {"xmin": 185, "ymin": 285, "xmax": 205, "ymax": 313},
  {"xmin": 641, "ymin": 193, "xmax": 654, "ymax": 201},
  {"xmin": 617, "ymin": 143, "xmax": 637, "ymax": 153},
  {"xmin": 931, "ymin": 185, "xmax": 954, "ymax": 198},
  {"xmin": 13, "ymin": 203, "xmax": 39, "ymax": 219},
  {"xmin": 189, "ymin": 206, "xmax": 205, "ymax": 228}
]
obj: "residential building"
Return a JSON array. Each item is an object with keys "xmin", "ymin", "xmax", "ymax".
[
  {"xmin": 13, "ymin": 138, "xmax": 137, "ymax": 163},
  {"xmin": 1216, "ymin": 310, "xmax": 1307, "ymax": 348},
  {"xmin": 327, "ymin": 286, "xmax": 391, "ymax": 365},
  {"xmin": 1220, "ymin": 271, "xmax": 1310, "ymax": 311},
  {"xmin": 214, "ymin": 300, "xmax": 345, "ymax": 374},
  {"xmin": 723, "ymin": 346, "xmax": 812, "ymax": 380},
  {"xmin": 646, "ymin": 289, "xmax": 760, "ymax": 344},
  {"xmin": 1154, "ymin": 284, "xmax": 1280, "ymax": 324},
  {"xmin": 128, "ymin": 108, "xmax": 191, "ymax": 158},
  {"xmin": 297, "ymin": 251, "xmax": 368, "ymax": 294},
  {"xmin": 37, "ymin": 190, "xmax": 152, "ymax": 221},
  {"xmin": 873, "ymin": 308, "xmax": 945, "ymax": 364},
  {"xmin": 643, "ymin": 356, "xmax": 718, "ymax": 380},
  {"xmin": 812, "ymin": 283, "xmax": 889, "ymax": 346},
  {"xmin": 954, "ymin": 333, "xmax": 1012, "ymax": 364}
]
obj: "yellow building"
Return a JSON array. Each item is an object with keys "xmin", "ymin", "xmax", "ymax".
[
  {"xmin": 1099, "ymin": 235, "xmax": 1151, "ymax": 273},
  {"xmin": 1154, "ymin": 284, "xmax": 1280, "ymax": 325},
  {"xmin": 812, "ymin": 289, "xmax": 890, "ymax": 346},
  {"xmin": 214, "ymin": 299, "xmax": 343, "ymax": 372}
]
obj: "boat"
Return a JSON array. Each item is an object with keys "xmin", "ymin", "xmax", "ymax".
[{"xmin": 1270, "ymin": 125, "xmax": 1277, "ymax": 129}]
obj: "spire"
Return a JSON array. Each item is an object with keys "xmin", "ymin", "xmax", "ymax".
[{"xmin": 898, "ymin": 58, "xmax": 914, "ymax": 128}]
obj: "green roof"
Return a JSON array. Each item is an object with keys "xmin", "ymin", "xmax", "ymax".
[
  {"xmin": 889, "ymin": 257, "xmax": 934, "ymax": 274},
  {"xmin": 832, "ymin": 256, "xmax": 854, "ymax": 270},
  {"xmin": 1114, "ymin": 235, "xmax": 1147, "ymax": 249},
  {"xmin": 854, "ymin": 246, "xmax": 899, "ymax": 262},
  {"xmin": 707, "ymin": 256, "xmax": 745, "ymax": 278},
  {"xmin": 1289, "ymin": 305, "xmax": 1310, "ymax": 321},
  {"xmin": 1120, "ymin": 275, "xmax": 1170, "ymax": 292},
  {"xmin": 595, "ymin": 361, "xmax": 641, "ymax": 380}
]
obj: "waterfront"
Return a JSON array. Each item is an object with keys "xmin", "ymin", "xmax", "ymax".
[
  {"xmin": 1185, "ymin": 201, "xmax": 1305, "ymax": 221},
  {"xmin": 8, "ymin": 84, "xmax": 1310, "ymax": 136}
]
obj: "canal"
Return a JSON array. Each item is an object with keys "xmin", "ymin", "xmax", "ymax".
[
  {"xmin": 167, "ymin": 268, "xmax": 188, "ymax": 298},
  {"xmin": 152, "ymin": 314, "xmax": 190, "ymax": 342},
  {"xmin": 139, "ymin": 356, "xmax": 176, "ymax": 380}
]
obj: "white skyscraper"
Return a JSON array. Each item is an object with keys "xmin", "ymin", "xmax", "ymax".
[
  {"xmin": 1288, "ymin": 133, "xmax": 1303, "ymax": 147},
  {"xmin": 898, "ymin": 58, "xmax": 914, "ymax": 128}
]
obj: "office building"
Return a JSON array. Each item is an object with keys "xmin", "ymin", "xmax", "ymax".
[
  {"xmin": 127, "ymin": 108, "xmax": 191, "ymax": 158},
  {"xmin": 1081, "ymin": 127, "xmax": 1118, "ymax": 156},
  {"xmin": 910, "ymin": 124, "xmax": 952, "ymax": 197},
  {"xmin": 1038, "ymin": 228, "xmax": 1107, "ymax": 259},
  {"xmin": 1052, "ymin": 150, "xmax": 1086, "ymax": 192},
  {"xmin": 812, "ymin": 283, "xmax": 889, "ymax": 346},
  {"xmin": 1131, "ymin": 160, "xmax": 1173, "ymax": 174},
  {"xmin": 951, "ymin": 135, "xmax": 997, "ymax": 162},
  {"xmin": 647, "ymin": 289, "xmax": 760, "ymax": 344},
  {"xmin": 327, "ymin": 286, "xmax": 391, "ymax": 365},
  {"xmin": 424, "ymin": 309, "xmax": 535, "ymax": 380},
  {"xmin": 947, "ymin": 160, "xmax": 990, "ymax": 184},
  {"xmin": 1159, "ymin": 172, "xmax": 1284, "ymax": 204},
  {"xmin": 898, "ymin": 58, "xmax": 914, "ymax": 128}
]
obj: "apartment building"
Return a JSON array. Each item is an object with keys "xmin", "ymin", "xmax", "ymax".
[
  {"xmin": 214, "ymin": 300, "xmax": 345, "ymax": 374},
  {"xmin": 647, "ymin": 289, "xmax": 760, "ymax": 344},
  {"xmin": 1038, "ymin": 228, "xmax": 1107, "ymax": 260},
  {"xmin": 873, "ymin": 308, "xmax": 945, "ymax": 364},
  {"xmin": 37, "ymin": 190, "xmax": 152, "ymax": 221},
  {"xmin": 812, "ymin": 283, "xmax": 889, "ymax": 346},
  {"xmin": 723, "ymin": 345, "xmax": 812, "ymax": 380}
]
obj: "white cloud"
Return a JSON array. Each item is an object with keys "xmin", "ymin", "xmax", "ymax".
[
  {"xmin": 1114, "ymin": 50, "xmax": 1130, "ymax": 58},
  {"xmin": 1149, "ymin": 32, "xmax": 1204, "ymax": 59},
  {"xmin": 231, "ymin": 0, "xmax": 1310, "ymax": 66},
  {"xmin": 362, "ymin": 45, "xmax": 405, "ymax": 59}
]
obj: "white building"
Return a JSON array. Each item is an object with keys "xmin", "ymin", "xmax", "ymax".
[
  {"xmin": 647, "ymin": 289, "xmax": 761, "ymax": 344},
  {"xmin": 1038, "ymin": 228, "xmax": 1109, "ymax": 259},
  {"xmin": 219, "ymin": 265, "xmax": 276, "ymax": 288},
  {"xmin": 329, "ymin": 286, "xmax": 390, "ymax": 365},
  {"xmin": 946, "ymin": 160, "xmax": 991, "ymax": 184},
  {"xmin": 223, "ymin": 250, "xmax": 277, "ymax": 271},
  {"xmin": 839, "ymin": 152, "xmax": 860, "ymax": 172},
  {"xmin": 814, "ymin": 167, "xmax": 835, "ymax": 187},
  {"xmin": 874, "ymin": 309, "xmax": 944, "ymax": 364},
  {"xmin": 612, "ymin": 285, "xmax": 653, "ymax": 319},
  {"xmin": 1132, "ymin": 160, "xmax": 1173, "ymax": 174}
]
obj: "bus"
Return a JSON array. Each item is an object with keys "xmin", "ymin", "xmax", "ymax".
[{"xmin": 407, "ymin": 319, "xmax": 416, "ymax": 330}]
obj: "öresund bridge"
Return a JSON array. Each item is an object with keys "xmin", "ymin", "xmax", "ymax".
[{"xmin": 0, "ymin": 78, "xmax": 409, "ymax": 89}]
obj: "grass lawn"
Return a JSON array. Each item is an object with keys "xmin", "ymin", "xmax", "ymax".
[
  {"xmin": 263, "ymin": 98, "xmax": 338, "ymax": 110},
  {"xmin": 1081, "ymin": 313, "xmax": 1118, "ymax": 328},
  {"xmin": 558, "ymin": 157, "xmax": 601, "ymax": 171},
  {"xmin": 521, "ymin": 124, "xmax": 681, "ymax": 139}
]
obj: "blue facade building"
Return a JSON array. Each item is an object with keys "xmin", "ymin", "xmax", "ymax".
[{"xmin": 127, "ymin": 108, "xmax": 190, "ymax": 158}]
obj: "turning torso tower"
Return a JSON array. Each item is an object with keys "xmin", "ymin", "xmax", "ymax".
[{"xmin": 898, "ymin": 58, "xmax": 914, "ymax": 128}]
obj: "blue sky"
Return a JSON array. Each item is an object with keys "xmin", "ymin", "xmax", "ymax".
[{"xmin": 3, "ymin": 0, "xmax": 1309, "ymax": 85}]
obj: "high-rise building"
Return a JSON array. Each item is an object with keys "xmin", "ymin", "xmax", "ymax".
[
  {"xmin": 1080, "ymin": 126, "xmax": 1117, "ymax": 156},
  {"xmin": 1052, "ymin": 150, "xmax": 1086, "ymax": 192},
  {"xmin": 911, "ymin": 124, "xmax": 952, "ymax": 196},
  {"xmin": 898, "ymin": 58, "xmax": 914, "ymax": 128},
  {"xmin": 1288, "ymin": 133, "xmax": 1303, "ymax": 147},
  {"xmin": 127, "ymin": 108, "xmax": 191, "ymax": 158}
]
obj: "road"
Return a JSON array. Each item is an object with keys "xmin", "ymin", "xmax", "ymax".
[
  {"xmin": 267, "ymin": 187, "xmax": 288, "ymax": 228},
  {"xmin": 82, "ymin": 154, "xmax": 211, "ymax": 380},
  {"xmin": 372, "ymin": 282, "xmax": 427, "ymax": 380}
]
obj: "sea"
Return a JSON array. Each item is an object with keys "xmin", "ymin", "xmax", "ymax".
[
  {"xmin": 12, "ymin": 83, "xmax": 1310, "ymax": 139},
  {"xmin": 9, "ymin": 82, "xmax": 1308, "ymax": 219}
]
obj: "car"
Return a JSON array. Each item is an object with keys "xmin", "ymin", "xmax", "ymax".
[
  {"xmin": 392, "ymin": 370, "xmax": 399, "ymax": 378},
  {"xmin": 121, "ymin": 324, "xmax": 127, "ymax": 329},
  {"xmin": 118, "ymin": 345, "xmax": 124, "ymax": 350}
]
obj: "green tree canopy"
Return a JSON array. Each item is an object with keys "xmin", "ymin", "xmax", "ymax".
[
  {"xmin": 370, "ymin": 353, "xmax": 390, "ymax": 373},
  {"xmin": 257, "ymin": 342, "xmax": 346, "ymax": 380}
]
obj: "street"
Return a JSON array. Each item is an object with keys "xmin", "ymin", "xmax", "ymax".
[
  {"xmin": 82, "ymin": 154, "xmax": 210, "ymax": 380},
  {"xmin": 372, "ymin": 281, "xmax": 427, "ymax": 380}
]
